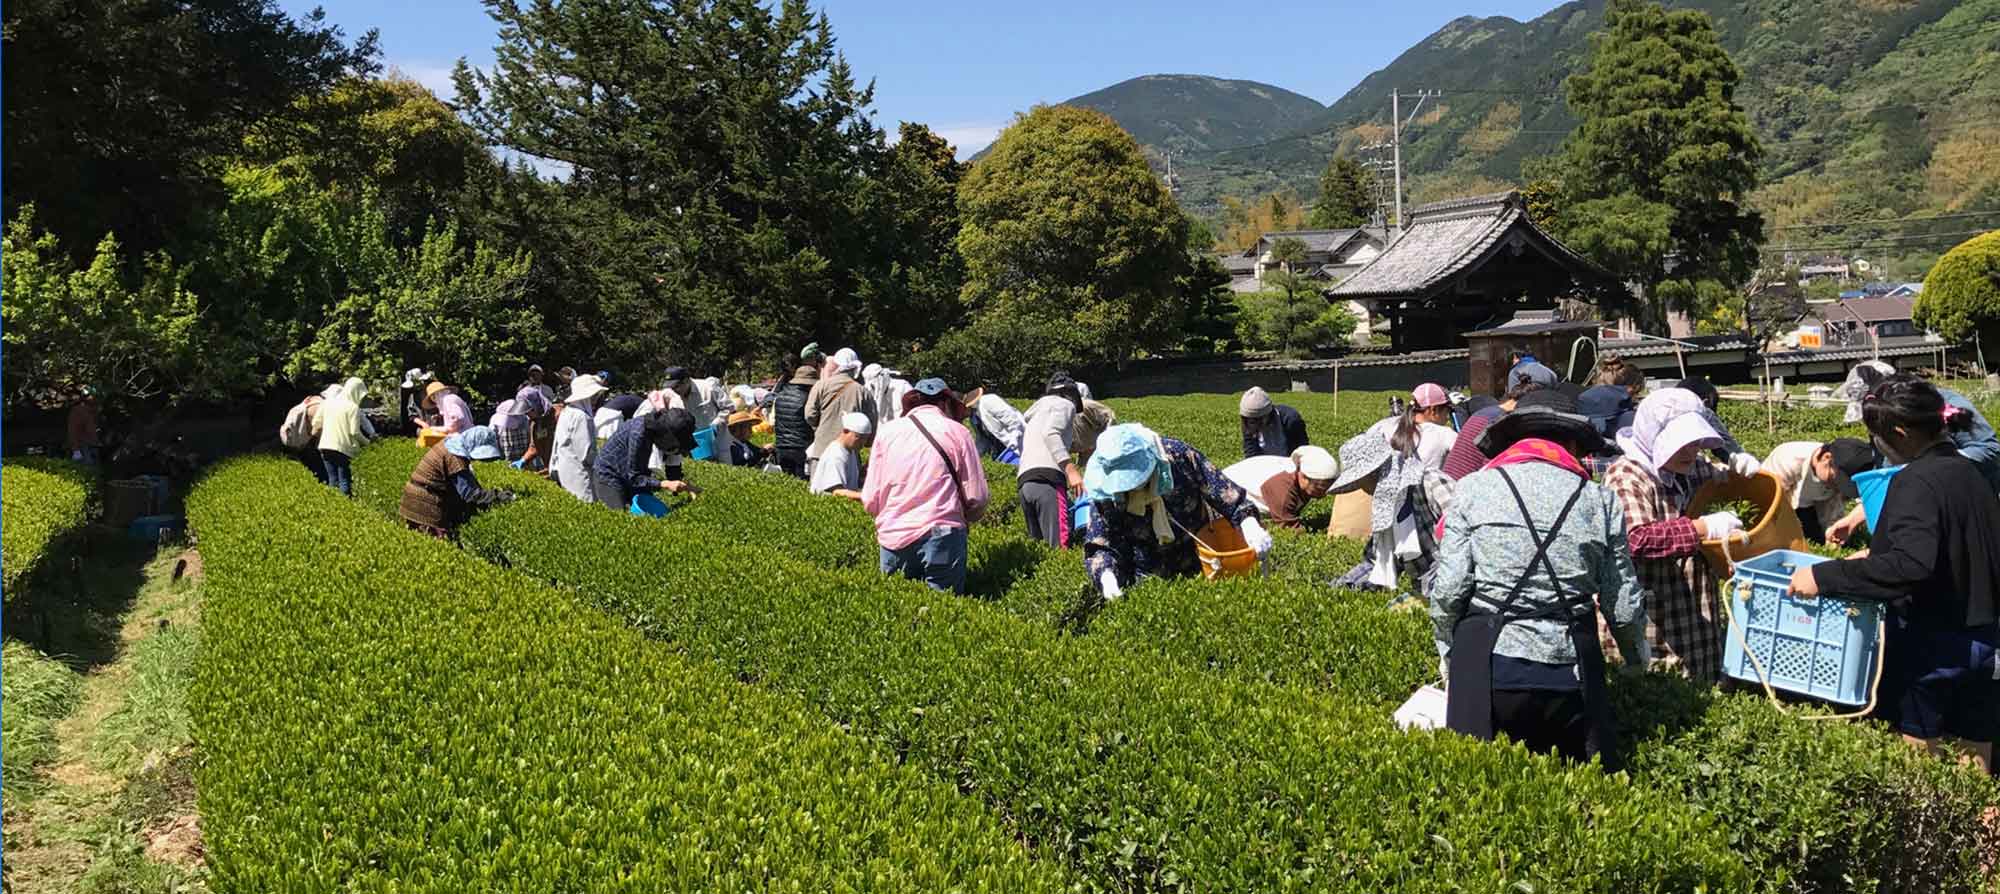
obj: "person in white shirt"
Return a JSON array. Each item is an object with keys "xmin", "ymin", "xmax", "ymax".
[
  {"xmin": 1367, "ymin": 382, "xmax": 1459, "ymax": 469},
  {"xmin": 809, "ymin": 412, "xmax": 872, "ymax": 500},
  {"xmin": 552, "ymin": 374, "xmax": 608, "ymax": 502}
]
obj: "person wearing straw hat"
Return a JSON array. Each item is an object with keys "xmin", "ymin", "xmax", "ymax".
[
  {"xmin": 592, "ymin": 408, "xmax": 701, "ymax": 511},
  {"xmin": 399, "ymin": 425, "xmax": 517, "ymax": 540},
  {"xmin": 1428, "ymin": 390, "xmax": 1646, "ymax": 767},
  {"xmin": 810, "ymin": 412, "xmax": 873, "ymax": 500},
  {"xmin": 414, "ymin": 381, "xmax": 475, "ymax": 435},
  {"xmin": 1602, "ymin": 388, "xmax": 1745, "ymax": 683},
  {"xmin": 1223, "ymin": 446, "xmax": 1341, "ymax": 530},
  {"xmin": 724, "ymin": 410, "xmax": 771, "ymax": 468},
  {"xmin": 1081, "ymin": 424, "xmax": 1267, "ymax": 600},
  {"xmin": 1239, "ymin": 386, "xmax": 1309, "ymax": 459},
  {"xmin": 552, "ymin": 373, "xmax": 608, "ymax": 502},
  {"xmin": 863, "ymin": 378, "xmax": 989, "ymax": 593}
]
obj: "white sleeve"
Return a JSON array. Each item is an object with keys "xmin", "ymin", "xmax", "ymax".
[{"xmin": 808, "ymin": 448, "xmax": 841, "ymax": 494}]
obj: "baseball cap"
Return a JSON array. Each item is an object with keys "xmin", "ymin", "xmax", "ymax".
[{"xmin": 1412, "ymin": 383, "xmax": 1449, "ymax": 408}]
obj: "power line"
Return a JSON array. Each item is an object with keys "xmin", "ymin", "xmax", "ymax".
[
  {"xmin": 1769, "ymin": 211, "xmax": 2000, "ymax": 231},
  {"xmin": 1770, "ymin": 229, "xmax": 1996, "ymax": 252}
]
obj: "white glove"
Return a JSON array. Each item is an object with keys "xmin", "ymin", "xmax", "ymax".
[
  {"xmin": 1699, "ymin": 511, "xmax": 1745, "ymax": 540},
  {"xmin": 1099, "ymin": 570, "xmax": 1123, "ymax": 601},
  {"xmin": 1239, "ymin": 517, "xmax": 1273, "ymax": 556},
  {"xmin": 1728, "ymin": 452, "xmax": 1762, "ymax": 477}
]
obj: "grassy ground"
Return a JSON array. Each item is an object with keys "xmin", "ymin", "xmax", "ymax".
[{"xmin": 2, "ymin": 531, "xmax": 207, "ymax": 893}]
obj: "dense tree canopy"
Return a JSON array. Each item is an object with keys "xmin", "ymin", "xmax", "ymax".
[
  {"xmin": 953, "ymin": 105, "xmax": 1198, "ymax": 371},
  {"xmin": 1309, "ymin": 156, "xmax": 1376, "ymax": 230},
  {"xmin": 1539, "ymin": 0, "xmax": 1764, "ymax": 332},
  {"xmin": 2, "ymin": 0, "xmax": 379, "ymax": 259},
  {"xmin": 1913, "ymin": 231, "xmax": 2000, "ymax": 344}
]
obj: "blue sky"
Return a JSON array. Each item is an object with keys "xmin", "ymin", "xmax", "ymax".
[{"xmin": 280, "ymin": 0, "xmax": 1564, "ymax": 158}]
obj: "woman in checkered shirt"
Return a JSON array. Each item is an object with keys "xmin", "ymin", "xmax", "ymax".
[{"xmin": 1601, "ymin": 389, "xmax": 1750, "ymax": 683}]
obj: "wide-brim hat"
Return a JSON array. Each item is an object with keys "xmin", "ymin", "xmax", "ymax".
[
  {"xmin": 423, "ymin": 381, "xmax": 450, "ymax": 403},
  {"xmin": 566, "ymin": 374, "xmax": 608, "ymax": 404},
  {"xmin": 959, "ymin": 386, "xmax": 986, "ymax": 408},
  {"xmin": 1478, "ymin": 404, "xmax": 1607, "ymax": 456},
  {"xmin": 1328, "ymin": 432, "xmax": 1392, "ymax": 494},
  {"xmin": 727, "ymin": 410, "xmax": 761, "ymax": 428}
]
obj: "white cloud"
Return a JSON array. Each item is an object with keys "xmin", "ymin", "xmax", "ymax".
[
  {"xmin": 928, "ymin": 123, "xmax": 1007, "ymax": 160},
  {"xmin": 385, "ymin": 61, "xmax": 460, "ymax": 100}
]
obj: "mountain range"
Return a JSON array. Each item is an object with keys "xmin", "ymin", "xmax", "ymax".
[{"xmin": 1052, "ymin": 0, "xmax": 2000, "ymax": 275}]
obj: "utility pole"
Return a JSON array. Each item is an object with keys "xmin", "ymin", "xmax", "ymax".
[
  {"xmin": 1391, "ymin": 89, "xmax": 1403, "ymax": 234},
  {"xmin": 1386, "ymin": 88, "xmax": 1438, "ymax": 233}
]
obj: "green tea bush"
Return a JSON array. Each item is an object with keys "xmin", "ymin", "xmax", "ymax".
[
  {"xmin": 2, "ymin": 458, "xmax": 97, "ymax": 603},
  {"xmin": 187, "ymin": 458, "xmax": 1077, "ymax": 892},
  {"xmin": 454, "ymin": 491, "xmax": 1750, "ymax": 892},
  {"xmin": 964, "ymin": 524, "xmax": 1051, "ymax": 600},
  {"xmin": 1100, "ymin": 574, "xmax": 1433, "ymax": 703},
  {"xmin": 994, "ymin": 547, "xmax": 1095, "ymax": 630},
  {"xmin": 1615, "ymin": 674, "xmax": 2000, "ymax": 894}
]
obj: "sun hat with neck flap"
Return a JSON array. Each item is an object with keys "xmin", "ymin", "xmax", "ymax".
[
  {"xmin": 1327, "ymin": 432, "xmax": 1392, "ymax": 495},
  {"xmin": 1084, "ymin": 424, "xmax": 1173, "ymax": 502},
  {"xmin": 444, "ymin": 425, "xmax": 504, "ymax": 462}
]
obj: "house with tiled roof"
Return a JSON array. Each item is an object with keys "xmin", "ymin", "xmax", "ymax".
[
  {"xmin": 1245, "ymin": 228, "xmax": 1387, "ymax": 285},
  {"xmin": 1328, "ymin": 191, "xmax": 1627, "ymax": 350}
]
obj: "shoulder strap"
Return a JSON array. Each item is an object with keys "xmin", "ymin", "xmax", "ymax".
[
  {"xmin": 909, "ymin": 415, "xmax": 969, "ymax": 509},
  {"xmin": 1491, "ymin": 467, "xmax": 1590, "ymax": 615}
]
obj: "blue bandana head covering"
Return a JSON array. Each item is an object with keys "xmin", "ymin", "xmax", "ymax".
[{"xmin": 444, "ymin": 425, "xmax": 503, "ymax": 462}]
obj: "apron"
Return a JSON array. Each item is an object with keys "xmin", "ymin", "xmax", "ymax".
[{"xmin": 1444, "ymin": 468, "xmax": 1622, "ymax": 770}]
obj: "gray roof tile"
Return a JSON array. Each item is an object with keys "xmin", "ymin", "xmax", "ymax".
[{"xmin": 1329, "ymin": 191, "xmax": 1611, "ymax": 300}]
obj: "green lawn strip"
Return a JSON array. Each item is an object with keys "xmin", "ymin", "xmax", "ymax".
[
  {"xmin": 2, "ymin": 543, "xmax": 209, "ymax": 893},
  {"xmin": 1, "ymin": 639, "xmax": 85, "ymax": 810},
  {"xmin": 188, "ymin": 458, "xmax": 1075, "ymax": 892},
  {"xmin": 450, "ymin": 485, "xmax": 1748, "ymax": 892}
]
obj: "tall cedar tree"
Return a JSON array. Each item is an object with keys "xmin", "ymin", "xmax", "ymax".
[
  {"xmin": 1309, "ymin": 156, "xmax": 1376, "ymax": 230},
  {"xmin": 1546, "ymin": 0, "xmax": 1763, "ymax": 332},
  {"xmin": 2, "ymin": 0, "xmax": 378, "ymax": 259},
  {"xmin": 453, "ymin": 0, "xmax": 902, "ymax": 377},
  {"xmin": 954, "ymin": 105, "xmax": 1197, "ymax": 371}
]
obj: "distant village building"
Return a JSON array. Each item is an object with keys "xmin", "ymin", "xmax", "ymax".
[
  {"xmin": 1790, "ymin": 295, "xmax": 1923, "ymax": 348},
  {"xmin": 1328, "ymin": 191, "xmax": 1627, "ymax": 351},
  {"xmin": 1796, "ymin": 255, "xmax": 1854, "ymax": 283}
]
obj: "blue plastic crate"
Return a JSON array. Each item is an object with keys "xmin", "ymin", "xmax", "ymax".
[{"xmin": 1722, "ymin": 549, "xmax": 1883, "ymax": 705}]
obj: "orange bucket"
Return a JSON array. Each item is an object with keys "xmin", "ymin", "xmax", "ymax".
[
  {"xmin": 1194, "ymin": 518, "xmax": 1260, "ymax": 580},
  {"xmin": 1685, "ymin": 470, "xmax": 1808, "ymax": 574}
]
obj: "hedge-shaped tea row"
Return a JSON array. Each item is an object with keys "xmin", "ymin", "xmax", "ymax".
[
  {"xmin": 1, "ymin": 458, "xmax": 97, "ymax": 601},
  {"xmin": 186, "ymin": 458, "xmax": 1077, "ymax": 892},
  {"xmin": 445, "ymin": 488, "xmax": 1749, "ymax": 892}
]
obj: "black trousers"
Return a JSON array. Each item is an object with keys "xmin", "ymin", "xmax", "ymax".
[
  {"xmin": 775, "ymin": 447, "xmax": 809, "ymax": 480},
  {"xmin": 1796, "ymin": 504, "xmax": 1826, "ymax": 544},
  {"xmin": 1020, "ymin": 480, "xmax": 1066, "ymax": 547},
  {"xmin": 1491, "ymin": 688, "xmax": 1591, "ymax": 762}
]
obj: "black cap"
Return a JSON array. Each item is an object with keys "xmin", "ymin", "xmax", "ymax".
[
  {"xmin": 1046, "ymin": 371, "xmax": 1077, "ymax": 394},
  {"xmin": 1676, "ymin": 377, "xmax": 1719, "ymax": 409},
  {"xmin": 1825, "ymin": 438, "xmax": 1878, "ymax": 479},
  {"xmin": 646, "ymin": 408, "xmax": 699, "ymax": 453}
]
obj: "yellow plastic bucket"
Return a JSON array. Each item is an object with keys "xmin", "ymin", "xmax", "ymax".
[
  {"xmin": 417, "ymin": 427, "xmax": 449, "ymax": 449},
  {"xmin": 1194, "ymin": 518, "xmax": 1260, "ymax": 580},
  {"xmin": 1685, "ymin": 470, "xmax": 1808, "ymax": 574}
]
